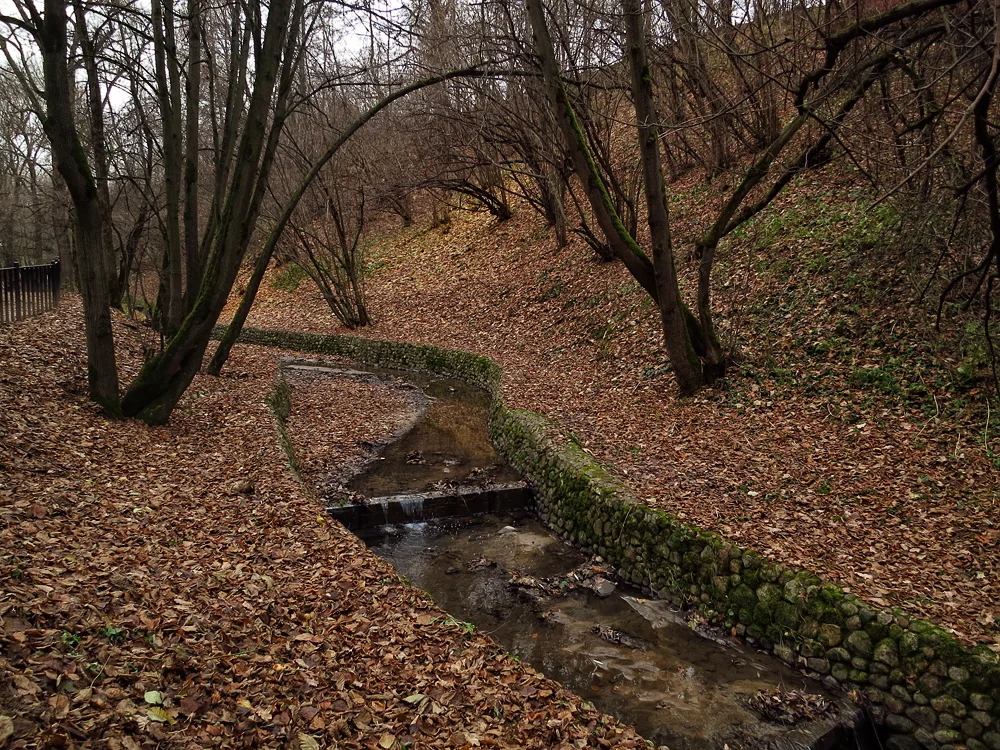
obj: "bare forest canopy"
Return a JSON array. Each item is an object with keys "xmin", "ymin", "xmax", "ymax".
[{"xmin": 1, "ymin": 0, "xmax": 999, "ymax": 422}]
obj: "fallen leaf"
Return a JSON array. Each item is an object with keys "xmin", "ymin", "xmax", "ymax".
[
  {"xmin": 147, "ymin": 707, "xmax": 175, "ymax": 724},
  {"xmin": 0, "ymin": 716, "xmax": 13, "ymax": 743}
]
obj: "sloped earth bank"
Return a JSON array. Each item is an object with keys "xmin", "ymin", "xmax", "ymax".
[
  {"xmin": 225, "ymin": 184, "xmax": 1000, "ymax": 648},
  {"xmin": 0, "ymin": 301, "xmax": 647, "ymax": 748}
]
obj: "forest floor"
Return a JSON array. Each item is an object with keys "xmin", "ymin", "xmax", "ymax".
[
  {"xmin": 0, "ymin": 301, "xmax": 646, "ymax": 748},
  {"xmin": 5, "ymin": 165, "xmax": 1000, "ymax": 749},
  {"xmin": 227, "ymin": 166, "xmax": 1000, "ymax": 649}
]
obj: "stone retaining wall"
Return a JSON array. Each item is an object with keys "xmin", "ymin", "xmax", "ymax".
[
  {"xmin": 265, "ymin": 370, "xmax": 301, "ymax": 480},
  {"xmin": 227, "ymin": 325, "xmax": 1000, "ymax": 750}
]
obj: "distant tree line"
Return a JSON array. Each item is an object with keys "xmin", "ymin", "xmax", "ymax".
[{"xmin": 0, "ymin": 0, "xmax": 997, "ymax": 420}]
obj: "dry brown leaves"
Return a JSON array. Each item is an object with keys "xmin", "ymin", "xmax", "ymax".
[
  {"xmin": 226, "ymin": 176, "xmax": 1000, "ymax": 648},
  {"xmin": 0, "ymin": 300, "xmax": 646, "ymax": 748}
]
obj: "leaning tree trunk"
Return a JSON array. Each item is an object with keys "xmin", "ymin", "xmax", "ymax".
[
  {"xmin": 151, "ymin": 0, "xmax": 184, "ymax": 332},
  {"xmin": 73, "ymin": 199, "xmax": 122, "ymax": 410},
  {"xmin": 120, "ymin": 0, "xmax": 296, "ymax": 424},
  {"xmin": 623, "ymin": 0, "xmax": 706, "ymax": 392},
  {"xmin": 208, "ymin": 66, "xmax": 494, "ymax": 376},
  {"xmin": 182, "ymin": 0, "xmax": 203, "ymax": 307},
  {"xmin": 526, "ymin": 0, "xmax": 708, "ymax": 393}
]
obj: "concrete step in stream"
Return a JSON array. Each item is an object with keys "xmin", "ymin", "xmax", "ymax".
[{"xmin": 326, "ymin": 483, "xmax": 533, "ymax": 530}]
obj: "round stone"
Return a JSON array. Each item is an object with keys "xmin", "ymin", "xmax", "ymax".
[{"xmin": 847, "ymin": 630, "xmax": 874, "ymax": 659}]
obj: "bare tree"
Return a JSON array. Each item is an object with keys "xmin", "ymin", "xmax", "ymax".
[{"xmin": 525, "ymin": 0, "xmax": 967, "ymax": 394}]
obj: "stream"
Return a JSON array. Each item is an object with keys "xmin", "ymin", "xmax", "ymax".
[
  {"xmin": 284, "ymin": 358, "xmax": 870, "ymax": 750},
  {"xmin": 364, "ymin": 515, "xmax": 858, "ymax": 750}
]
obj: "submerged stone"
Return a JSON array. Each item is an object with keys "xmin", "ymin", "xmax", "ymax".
[{"xmin": 594, "ymin": 579, "xmax": 616, "ymax": 597}]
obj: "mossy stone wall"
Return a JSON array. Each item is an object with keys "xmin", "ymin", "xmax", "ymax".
[
  {"xmin": 227, "ymin": 326, "xmax": 1000, "ymax": 750},
  {"xmin": 265, "ymin": 371, "xmax": 300, "ymax": 480}
]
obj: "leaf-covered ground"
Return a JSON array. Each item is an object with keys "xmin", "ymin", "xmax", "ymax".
[
  {"xmin": 229, "ymin": 170, "xmax": 1000, "ymax": 648},
  {"xmin": 0, "ymin": 301, "xmax": 647, "ymax": 748}
]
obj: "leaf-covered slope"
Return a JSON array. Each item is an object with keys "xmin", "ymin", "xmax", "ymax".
[
  {"xmin": 0, "ymin": 300, "xmax": 645, "ymax": 748},
  {"xmin": 228, "ymin": 173, "xmax": 1000, "ymax": 647}
]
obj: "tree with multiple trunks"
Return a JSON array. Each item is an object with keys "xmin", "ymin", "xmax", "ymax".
[
  {"xmin": 2, "ymin": 0, "xmax": 997, "ymax": 418},
  {"xmin": 525, "ymin": 0, "xmax": 972, "ymax": 393},
  {"xmin": 1, "ymin": 0, "xmax": 494, "ymax": 422}
]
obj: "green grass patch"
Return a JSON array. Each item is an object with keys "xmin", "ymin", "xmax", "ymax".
[{"xmin": 271, "ymin": 263, "xmax": 308, "ymax": 292}]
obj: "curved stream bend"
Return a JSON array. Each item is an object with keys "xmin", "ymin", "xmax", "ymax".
[{"xmin": 282, "ymin": 357, "xmax": 869, "ymax": 750}]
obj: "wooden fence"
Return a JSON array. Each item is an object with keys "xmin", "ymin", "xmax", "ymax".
[{"xmin": 0, "ymin": 260, "xmax": 62, "ymax": 324}]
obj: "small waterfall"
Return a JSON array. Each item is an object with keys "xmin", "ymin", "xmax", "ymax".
[{"xmin": 398, "ymin": 496, "xmax": 425, "ymax": 522}]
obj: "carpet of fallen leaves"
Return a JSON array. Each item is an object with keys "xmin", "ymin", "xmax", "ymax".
[
  {"xmin": 228, "ymin": 169, "xmax": 1000, "ymax": 648},
  {"xmin": 0, "ymin": 301, "xmax": 648, "ymax": 749},
  {"xmin": 283, "ymin": 368, "xmax": 421, "ymax": 498}
]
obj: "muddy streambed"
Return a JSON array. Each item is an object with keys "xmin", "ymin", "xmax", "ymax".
[
  {"xmin": 283, "ymin": 359, "xmax": 521, "ymax": 499},
  {"xmin": 286, "ymin": 358, "xmax": 865, "ymax": 749},
  {"xmin": 364, "ymin": 515, "xmax": 858, "ymax": 750}
]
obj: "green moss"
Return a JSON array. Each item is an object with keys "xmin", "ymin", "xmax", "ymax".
[
  {"xmin": 730, "ymin": 584, "xmax": 757, "ymax": 610},
  {"xmin": 741, "ymin": 568, "xmax": 761, "ymax": 589},
  {"xmin": 757, "ymin": 583, "xmax": 782, "ymax": 607},
  {"xmin": 760, "ymin": 562, "xmax": 782, "ymax": 583},
  {"xmin": 270, "ymin": 262, "xmax": 308, "ymax": 291},
  {"xmin": 765, "ymin": 624, "xmax": 786, "ymax": 643},
  {"xmin": 775, "ymin": 601, "xmax": 801, "ymax": 628},
  {"xmin": 265, "ymin": 373, "xmax": 300, "ymax": 480},
  {"xmin": 866, "ymin": 621, "xmax": 890, "ymax": 643},
  {"xmin": 753, "ymin": 601, "xmax": 775, "ymax": 625},
  {"xmin": 937, "ymin": 635, "xmax": 971, "ymax": 667}
]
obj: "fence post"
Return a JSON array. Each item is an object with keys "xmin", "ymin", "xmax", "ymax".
[
  {"xmin": 52, "ymin": 259, "xmax": 61, "ymax": 307},
  {"xmin": 27, "ymin": 266, "xmax": 35, "ymax": 317},
  {"xmin": 30, "ymin": 265, "xmax": 37, "ymax": 316},
  {"xmin": 12, "ymin": 262, "xmax": 21, "ymax": 321}
]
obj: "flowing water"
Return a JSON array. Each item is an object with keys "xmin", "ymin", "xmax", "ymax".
[
  {"xmin": 364, "ymin": 515, "xmax": 861, "ymax": 750},
  {"xmin": 283, "ymin": 359, "xmax": 521, "ymax": 498},
  {"xmin": 290, "ymin": 357, "xmax": 868, "ymax": 749}
]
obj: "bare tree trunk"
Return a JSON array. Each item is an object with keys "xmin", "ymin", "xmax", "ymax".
[
  {"xmin": 37, "ymin": 0, "xmax": 120, "ymax": 412},
  {"xmin": 73, "ymin": 0, "xmax": 120, "ymax": 306},
  {"xmin": 623, "ymin": 0, "xmax": 706, "ymax": 391},
  {"xmin": 182, "ymin": 0, "xmax": 203, "ymax": 307},
  {"xmin": 152, "ymin": 0, "xmax": 183, "ymax": 331},
  {"xmin": 527, "ymin": 0, "xmax": 708, "ymax": 393},
  {"xmin": 547, "ymin": 166, "xmax": 568, "ymax": 248},
  {"xmin": 121, "ymin": 0, "xmax": 297, "ymax": 423}
]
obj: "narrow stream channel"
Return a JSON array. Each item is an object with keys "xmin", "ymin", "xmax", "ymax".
[
  {"xmin": 284, "ymin": 359, "xmax": 870, "ymax": 750},
  {"xmin": 365, "ymin": 515, "xmax": 859, "ymax": 750}
]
